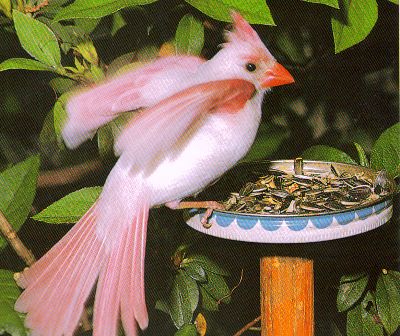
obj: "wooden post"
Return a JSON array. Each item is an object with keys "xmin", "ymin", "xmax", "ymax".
[{"xmin": 260, "ymin": 256, "xmax": 314, "ymax": 336}]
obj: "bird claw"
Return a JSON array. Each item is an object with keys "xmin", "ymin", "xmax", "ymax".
[
  {"xmin": 200, "ymin": 202, "xmax": 224, "ymax": 229},
  {"xmin": 201, "ymin": 208, "xmax": 214, "ymax": 229},
  {"xmin": 166, "ymin": 200, "xmax": 224, "ymax": 229}
]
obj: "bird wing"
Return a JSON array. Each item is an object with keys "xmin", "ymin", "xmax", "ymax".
[
  {"xmin": 115, "ymin": 79, "xmax": 255, "ymax": 165},
  {"xmin": 63, "ymin": 56, "xmax": 204, "ymax": 149}
]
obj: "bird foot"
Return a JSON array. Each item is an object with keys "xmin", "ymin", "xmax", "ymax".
[{"xmin": 165, "ymin": 200, "xmax": 225, "ymax": 228}]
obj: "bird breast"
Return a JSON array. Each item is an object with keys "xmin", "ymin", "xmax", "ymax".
[{"xmin": 147, "ymin": 92, "xmax": 264, "ymax": 206}]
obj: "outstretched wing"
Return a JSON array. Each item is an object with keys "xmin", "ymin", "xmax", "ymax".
[
  {"xmin": 62, "ymin": 56, "xmax": 204, "ymax": 149},
  {"xmin": 115, "ymin": 79, "xmax": 255, "ymax": 165}
]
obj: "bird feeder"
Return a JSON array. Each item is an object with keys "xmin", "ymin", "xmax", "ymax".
[{"xmin": 186, "ymin": 160, "xmax": 395, "ymax": 335}]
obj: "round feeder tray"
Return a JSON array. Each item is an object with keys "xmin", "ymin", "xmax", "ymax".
[
  {"xmin": 186, "ymin": 160, "xmax": 396, "ymax": 243},
  {"xmin": 186, "ymin": 160, "xmax": 396, "ymax": 336}
]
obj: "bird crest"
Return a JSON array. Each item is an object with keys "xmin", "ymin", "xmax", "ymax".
[{"xmin": 224, "ymin": 11, "xmax": 273, "ymax": 63}]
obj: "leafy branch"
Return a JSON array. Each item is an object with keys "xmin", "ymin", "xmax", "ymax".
[{"xmin": 0, "ymin": 210, "xmax": 35, "ymax": 266}]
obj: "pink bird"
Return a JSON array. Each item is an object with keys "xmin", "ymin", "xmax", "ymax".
[{"xmin": 15, "ymin": 12, "xmax": 294, "ymax": 336}]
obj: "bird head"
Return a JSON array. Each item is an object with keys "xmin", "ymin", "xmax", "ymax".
[{"xmin": 211, "ymin": 11, "xmax": 294, "ymax": 90}]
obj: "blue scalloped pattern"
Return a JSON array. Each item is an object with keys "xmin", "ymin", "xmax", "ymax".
[
  {"xmin": 374, "ymin": 202, "xmax": 385, "ymax": 213},
  {"xmin": 214, "ymin": 214, "xmax": 233, "ymax": 227},
  {"xmin": 259, "ymin": 218, "xmax": 282, "ymax": 231},
  {"xmin": 335, "ymin": 211, "xmax": 356, "ymax": 225},
  {"xmin": 208, "ymin": 201, "xmax": 388, "ymax": 232},
  {"xmin": 374, "ymin": 200, "xmax": 389, "ymax": 214},
  {"xmin": 356, "ymin": 206, "xmax": 374, "ymax": 220},
  {"xmin": 286, "ymin": 218, "xmax": 309, "ymax": 231},
  {"xmin": 312, "ymin": 215, "xmax": 334, "ymax": 229},
  {"xmin": 237, "ymin": 217, "xmax": 258, "ymax": 230}
]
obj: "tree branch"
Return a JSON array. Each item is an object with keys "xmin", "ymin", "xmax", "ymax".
[
  {"xmin": 0, "ymin": 210, "xmax": 36, "ymax": 266},
  {"xmin": 37, "ymin": 159, "xmax": 103, "ymax": 188},
  {"xmin": 233, "ymin": 316, "xmax": 261, "ymax": 336}
]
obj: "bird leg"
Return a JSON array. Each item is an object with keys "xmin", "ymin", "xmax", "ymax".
[{"xmin": 165, "ymin": 200, "xmax": 225, "ymax": 228}]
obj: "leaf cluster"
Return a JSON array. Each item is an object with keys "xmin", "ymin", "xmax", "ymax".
[
  {"xmin": 302, "ymin": 122, "xmax": 400, "ymax": 179},
  {"xmin": 156, "ymin": 249, "xmax": 231, "ymax": 335},
  {"xmin": 0, "ymin": 156, "xmax": 40, "ymax": 335},
  {"xmin": 337, "ymin": 270, "xmax": 400, "ymax": 336}
]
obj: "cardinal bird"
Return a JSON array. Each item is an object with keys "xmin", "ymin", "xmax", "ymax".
[{"xmin": 15, "ymin": 11, "xmax": 294, "ymax": 336}]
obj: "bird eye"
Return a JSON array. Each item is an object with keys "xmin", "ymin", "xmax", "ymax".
[{"xmin": 246, "ymin": 63, "xmax": 257, "ymax": 72}]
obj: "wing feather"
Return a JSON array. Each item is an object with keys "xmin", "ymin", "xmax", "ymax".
[
  {"xmin": 63, "ymin": 56, "xmax": 204, "ymax": 149},
  {"xmin": 115, "ymin": 79, "xmax": 255, "ymax": 164}
]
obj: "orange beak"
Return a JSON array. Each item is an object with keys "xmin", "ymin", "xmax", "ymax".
[{"xmin": 261, "ymin": 62, "xmax": 294, "ymax": 88}]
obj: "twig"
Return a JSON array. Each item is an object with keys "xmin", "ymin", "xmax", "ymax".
[
  {"xmin": 0, "ymin": 211, "xmax": 36, "ymax": 266},
  {"xmin": 25, "ymin": 0, "xmax": 48, "ymax": 13},
  {"xmin": 217, "ymin": 269, "xmax": 244, "ymax": 305},
  {"xmin": 37, "ymin": 159, "xmax": 103, "ymax": 188},
  {"xmin": 233, "ymin": 316, "xmax": 261, "ymax": 336}
]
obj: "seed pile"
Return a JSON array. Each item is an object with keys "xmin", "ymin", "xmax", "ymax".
[{"xmin": 222, "ymin": 166, "xmax": 389, "ymax": 215}]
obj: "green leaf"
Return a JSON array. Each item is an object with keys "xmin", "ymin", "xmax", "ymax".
[
  {"xmin": 0, "ymin": 270, "xmax": 26, "ymax": 336},
  {"xmin": 0, "ymin": 156, "xmax": 40, "ymax": 251},
  {"xmin": 184, "ymin": 255, "xmax": 229, "ymax": 276},
  {"xmin": 388, "ymin": 270, "xmax": 400, "ymax": 292},
  {"xmin": 74, "ymin": 18, "xmax": 101, "ymax": 33},
  {"xmin": 182, "ymin": 272, "xmax": 199, "ymax": 313},
  {"xmin": 354, "ymin": 143, "xmax": 369, "ymax": 167},
  {"xmin": 0, "ymin": 0, "xmax": 12, "ymax": 18},
  {"xmin": 200, "ymin": 273, "xmax": 231, "ymax": 304},
  {"xmin": 54, "ymin": 0, "xmax": 157, "ymax": 21},
  {"xmin": 347, "ymin": 301, "xmax": 363, "ymax": 336},
  {"xmin": 302, "ymin": 145, "xmax": 357, "ymax": 164},
  {"xmin": 169, "ymin": 271, "xmax": 195, "ymax": 329},
  {"xmin": 52, "ymin": 93, "xmax": 72, "ymax": 147},
  {"xmin": 331, "ymin": 0, "xmax": 378, "ymax": 53},
  {"xmin": 370, "ymin": 123, "xmax": 400, "ymax": 178},
  {"xmin": 185, "ymin": 0, "xmax": 275, "ymax": 25},
  {"xmin": 182, "ymin": 262, "xmax": 207, "ymax": 282},
  {"xmin": 175, "ymin": 14, "xmax": 204, "ymax": 56},
  {"xmin": 49, "ymin": 77, "xmax": 77, "ymax": 95},
  {"xmin": 347, "ymin": 292, "xmax": 384, "ymax": 336},
  {"xmin": 97, "ymin": 125, "xmax": 115, "ymax": 158},
  {"xmin": 39, "ymin": 0, "xmax": 71, "ymax": 15},
  {"xmin": 111, "ymin": 11, "xmax": 127, "ymax": 36},
  {"xmin": 362, "ymin": 292, "xmax": 385, "ymax": 336},
  {"xmin": 174, "ymin": 324, "xmax": 197, "ymax": 336},
  {"xmin": 199, "ymin": 286, "xmax": 219, "ymax": 311},
  {"xmin": 0, "ymin": 58, "xmax": 52, "ymax": 72},
  {"xmin": 97, "ymin": 111, "xmax": 136, "ymax": 157},
  {"xmin": 38, "ymin": 17, "xmax": 88, "ymax": 54},
  {"xmin": 242, "ymin": 124, "xmax": 289, "ymax": 162},
  {"xmin": 303, "ymin": 0, "xmax": 339, "ymax": 8},
  {"xmin": 337, "ymin": 273, "xmax": 369, "ymax": 312},
  {"xmin": 388, "ymin": 270, "xmax": 400, "ymax": 288},
  {"xmin": 0, "ymin": 270, "xmax": 21, "ymax": 303},
  {"xmin": 376, "ymin": 271, "xmax": 400, "ymax": 334},
  {"xmin": 13, "ymin": 10, "xmax": 62, "ymax": 68},
  {"xmin": 387, "ymin": 0, "xmax": 398, "ymax": 4},
  {"xmin": 155, "ymin": 299, "xmax": 170, "ymax": 314},
  {"xmin": 39, "ymin": 110, "xmax": 64, "ymax": 158},
  {"xmin": 32, "ymin": 187, "xmax": 102, "ymax": 224}
]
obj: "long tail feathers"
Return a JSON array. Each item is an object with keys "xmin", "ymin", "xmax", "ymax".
[
  {"xmin": 15, "ymin": 163, "xmax": 150, "ymax": 336},
  {"xmin": 15, "ymin": 205, "xmax": 105, "ymax": 336}
]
